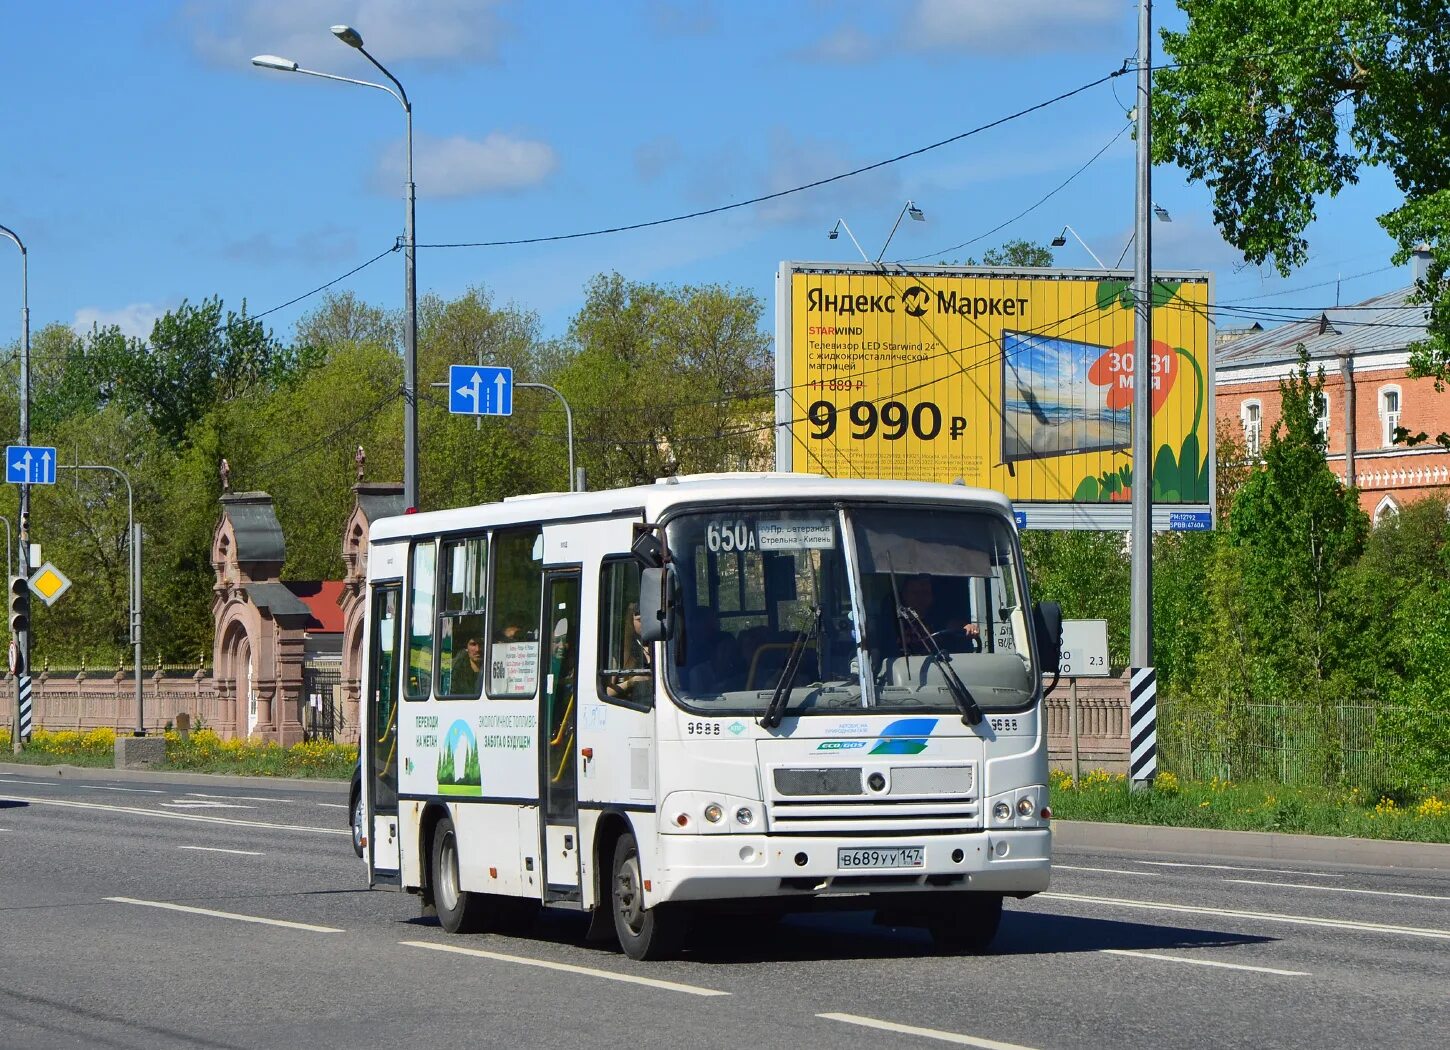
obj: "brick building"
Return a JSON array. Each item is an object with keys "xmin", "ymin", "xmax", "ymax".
[{"xmin": 1216, "ymin": 252, "xmax": 1450, "ymax": 521}]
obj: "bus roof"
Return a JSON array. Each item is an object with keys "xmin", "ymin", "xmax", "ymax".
[{"xmin": 368, "ymin": 473, "xmax": 1015, "ymax": 542}]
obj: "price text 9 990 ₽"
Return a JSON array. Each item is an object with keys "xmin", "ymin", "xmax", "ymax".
[{"xmin": 807, "ymin": 399, "xmax": 967, "ymax": 442}]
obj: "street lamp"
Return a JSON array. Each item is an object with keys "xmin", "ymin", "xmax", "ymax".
[
  {"xmin": 251, "ymin": 25, "xmax": 419, "ymax": 511},
  {"xmin": 1050, "ymin": 225, "xmax": 1108, "ymax": 269},
  {"xmin": 827, "ymin": 219, "xmax": 869, "ymax": 263},
  {"xmin": 877, "ymin": 199, "xmax": 925, "ymax": 262},
  {"xmin": 0, "ymin": 223, "xmax": 30, "ymax": 754}
]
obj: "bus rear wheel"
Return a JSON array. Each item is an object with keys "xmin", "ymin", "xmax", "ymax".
[
  {"xmin": 928, "ymin": 892, "xmax": 1004, "ymax": 954},
  {"xmin": 430, "ymin": 816, "xmax": 489, "ymax": 934},
  {"xmin": 611, "ymin": 832, "xmax": 688, "ymax": 960}
]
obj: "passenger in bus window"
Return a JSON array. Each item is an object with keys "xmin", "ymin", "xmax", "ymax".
[{"xmin": 451, "ymin": 632, "xmax": 485, "ymax": 697}]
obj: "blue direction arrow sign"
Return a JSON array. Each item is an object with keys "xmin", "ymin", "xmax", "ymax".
[
  {"xmin": 6, "ymin": 445, "xmax": 57, "ymax": 485},
  {"xmin": 448, "ymin": 365, "xmax": 513, "ymax": 417}
]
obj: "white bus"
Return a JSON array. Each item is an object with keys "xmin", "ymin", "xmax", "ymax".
[{"xmin": 360, "ymin": 473, "xmax": 1062, "ymax": 959}]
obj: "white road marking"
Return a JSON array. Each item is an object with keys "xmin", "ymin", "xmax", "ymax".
[
  {"xmin": 1042, "ymin": 891, "xmax": 1450, "ymax": 941},
  {"xmin": 161, "ymin": 801, "xmax": 253, "ymax": 810},
  {"xmin": 819, "ymin": 1013, "xmax": 1039, "ymax": 1049},
  {"xmin": 1098, "ymin": 948, "xmax": 1309, "ymax": 976},
  {"xmin": 1139, "ymin": 861, "xmax": 1343, "ymax": 878},
  {"xmin": 187, "ymin": 792, "xmax": 298, "ymax": 804},
  {"xmin": 106, "ymin": 897, "xmax": 343, "ymax": 933},
  {"xmin": 4, "ymin": 795, "xmax": 347, "ymax": 836},
  {"xmin": 316, "ymin": 802, "xmax": 347, "ymax": 809},
  {"xmin": 179, "ymin": 846, "xmax": 265, "ymax": 857},
  {"xmin": 401, "ymin": 940, "xmax": 729, "ymax": 997},
  {"xmin": 80, "ymin": 785, "xmax": 163, "ymax": 794},
  {"xmin": 0, "ymin": 779, "xmax": 60, "ymax": 787},
  {"xmin": 1226, "ymin": 879, "xmax": 1450, "ymax": 902},
  {"xmin": 1056, "ymin": 864, "xmax": 1162, "ymax": 876}
]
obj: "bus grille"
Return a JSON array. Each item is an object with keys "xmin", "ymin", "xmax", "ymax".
[{"xmin": 766, "ymin": 799, "xmax": 981, "ymax": 835}]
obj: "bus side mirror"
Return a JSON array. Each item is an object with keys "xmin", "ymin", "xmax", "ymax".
[
  {"xmin": 639, "ymin": 566, "xmax": 676, "ymax": 643},
  {"xmin": 1033, "ymin": 600, "xmax": 1063, "ymax": 676},
  {"xmin": 631, "ymin": 527, "xmax": 665, "ymax": 569}
]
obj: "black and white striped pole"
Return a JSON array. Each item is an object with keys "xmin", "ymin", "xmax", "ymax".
[{"xmin": 1130, "ymin": 666, "xmax": 1157, "ymax": 787}]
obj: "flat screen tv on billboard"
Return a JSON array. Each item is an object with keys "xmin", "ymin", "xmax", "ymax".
[{"xmin": 774, "ymin": 263, "xmax": 1215, "ymax": 530}]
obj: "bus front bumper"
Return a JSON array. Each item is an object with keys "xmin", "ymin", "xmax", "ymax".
[{"xmin": 652, "ymin": 829, "xmax": 1051, "ymax": 905}]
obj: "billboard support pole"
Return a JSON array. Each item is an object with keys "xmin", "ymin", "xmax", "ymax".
[{"xmin": 1130, "ymin": 0, "xmax": 1155, "ymax": 787}]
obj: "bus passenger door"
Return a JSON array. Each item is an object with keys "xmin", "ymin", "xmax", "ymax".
[
  {"xmin": 365, "ymin": 584, "xmax": 403, "ymax": 887},
  {"xmin": 540, "ymin": 570, "xmax": 582, "ymax": 901}
]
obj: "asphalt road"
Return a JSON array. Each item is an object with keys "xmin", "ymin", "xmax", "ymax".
[{"xmin": 2, "ymin": 765, "xmax": 1447, "ymax": 1050}]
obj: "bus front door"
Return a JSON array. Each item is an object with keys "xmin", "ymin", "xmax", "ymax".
[
  {"xmin": 365, "ymin": 583, "xmax": 403, "ymax": 887},
  {"xmin": 540, "ymin": 570, "xmax": 582, "ymax": 902}
]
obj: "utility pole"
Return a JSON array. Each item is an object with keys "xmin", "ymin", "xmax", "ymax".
[
  {"xmin": 1, "ymin": 224, "xmax": 30, "ymax": 754},
  {"xmin": 1129, "ymin": 0, "xmax": 1158, "ymax": 788},
  {"xmin": 1339, "ymin": 349, "xmax": 1357, "ymax": 490}
]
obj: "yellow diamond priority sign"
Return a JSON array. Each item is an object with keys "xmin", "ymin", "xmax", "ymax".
[{"xmin": 28, "ymin": 562, "xmax": 72, "ymax": 607}]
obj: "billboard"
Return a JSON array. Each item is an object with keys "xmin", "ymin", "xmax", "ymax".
[{"xmin": 774, "ymin": 263, "xmax": 1214, "ymax": 529}]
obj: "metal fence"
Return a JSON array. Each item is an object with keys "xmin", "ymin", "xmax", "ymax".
[
  {"xmin": 302, "ymin": 667, "xmax": 344, "ymax": 743},
  {"xmin": 1157, "ymin": 696, "xmax": 1445, "ymax": 788}
]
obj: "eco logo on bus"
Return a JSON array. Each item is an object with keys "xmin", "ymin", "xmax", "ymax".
[
  {"xmin": 437, "ymin": 719, "xmax": 482, "ymax": 796},
  {"xmin": 868, "ymin": 717, "xmax": 939, "ymax": 755}
]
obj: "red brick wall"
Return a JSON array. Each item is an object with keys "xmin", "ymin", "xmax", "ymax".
[{"xmin": 1217, "ymin": 365, "xmax": 1450, "ymax": 515}]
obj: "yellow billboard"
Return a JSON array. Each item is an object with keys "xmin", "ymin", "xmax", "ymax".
[{"xmin": 776, "ymin": 264, "xmax": 1213, "ymax": 518}]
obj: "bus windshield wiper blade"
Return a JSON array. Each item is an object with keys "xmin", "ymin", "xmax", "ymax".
[
  {"xmin": 899, "ymin": 605, "xmax": 985, "ymax": 727},
  {"xmin": 758, "ymin": 607, "xmax": 821, "ymax": 729}
]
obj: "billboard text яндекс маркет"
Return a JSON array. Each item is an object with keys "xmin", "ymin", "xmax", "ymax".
[{"xmin": 774, "ymin": 264, "xmax": 1214, "ymax": 529}]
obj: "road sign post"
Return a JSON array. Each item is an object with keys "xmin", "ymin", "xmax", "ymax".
[{"xmin": 1059, "ymin": 620, "xmax": 1110, "ymax": 785}]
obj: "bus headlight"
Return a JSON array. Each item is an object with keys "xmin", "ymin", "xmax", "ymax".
[
  {"xmin": 1017, "ymin": 796, "xmax": 1035, "ymax": 817},
  {"xmin": 703, "ymin": 803, "xmax": 724, "ymax": 824},
  {"xmin": 993, "ymin": 801, "xmax": 1012, "ymax": 821},
  {"xmin": 735, "ymin": 806, "xmax": 754, "ymax": 826}
]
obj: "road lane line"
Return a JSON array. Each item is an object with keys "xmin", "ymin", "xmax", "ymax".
[
  {"xmin": 80, "ymin": 785, "xmax": 163, "ymax": 794},
  {"xmin": 1226, "ymin": 879, "xmax": 1450, "ymax": 902},
  {"xmin": 1098, "ymin": 948, "xmax": 1309, "ymax": 976},
  {"xmin": 1056, "ymin": 864, "xmax": 1162, "ymax": 876},
  {"xmin": 187, "ymin": 792, "xmax": 299, "ymax": 804},
  {"xmin": 3, "ymin": 794, "xmax": 347, "ymax": 836},
  {"xmin": 106, "ymin": 897, "xmax": 343, "ymax": 933},
  {"xmin": 316, "ymin": 802, "xmax": 347, "ymax": 809},
  {"xmin": 400, "ymin": 940, "xmax": 729, "ymax": 997},
  {"xmin": 0, "ymin": 778, "xmax": 60, "ymax": 787},
  {"xmin": 1041, "ymin": 891, "xmax": 1450, "ymax": 941},
  {"xmin": 819, "ymin": 1013, "xmax": 1039, "ymax": 1049},
  {"xmin": 162, "ymin": 801, "xmax": 254, "ymax": 810},
  {"xmin": 1139, "ymin": 861, "xmax": 1343, "ymax": 878},
  {"xmin": 179, "ymin": 846, "xmax": 265, "ymax": 857}
]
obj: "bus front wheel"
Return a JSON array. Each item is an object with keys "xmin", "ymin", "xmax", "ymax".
[
  {"xmin": 928, "ymin": 892, "xmax": 1004, "ymax": 954},
  {"xmin": 611, "ymin": 832, "xmax": 688, "ymax": 960},
  {"xmin": 430, "ymin": 816, "xmax": 489, "ymax": 934}
]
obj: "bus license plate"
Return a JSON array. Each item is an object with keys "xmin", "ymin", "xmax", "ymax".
[{"xmin": 837, "ymin": 846, "xmax": 924, "ymax": 869}]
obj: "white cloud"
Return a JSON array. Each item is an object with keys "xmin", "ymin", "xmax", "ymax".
[
  {"xmin": 376, "ymin": 133, "xmax": 558, "ymax": 198},
  {"xmin": 802, "ymin": 25, "xmax": 876, "ymax": 64},
  {"xmin": 185, "ymin": 0, "xmax": 504, "ymax": 68},
  {"xmin": 903, "ymin": 0, "xmax": 1124, "ymax": 55},
  {"xmin": 72, "ymin": 303, "xmax": 168, "ymax": 341}
]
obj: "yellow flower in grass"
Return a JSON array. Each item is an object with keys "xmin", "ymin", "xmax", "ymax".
[
  {"xmin": 1374, "ymin": 797, "xmax": 1398, "ymax": 816},
  {"xmin": 1154, "ymin": 771, "xmax": 1180, "ymax": 795},
  {"xmin": 1415, "ymin": 797, "xmax": 1448, "ymax": 819}
]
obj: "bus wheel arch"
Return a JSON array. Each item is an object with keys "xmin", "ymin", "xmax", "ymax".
[
  {"xmin": 609, "ymin": 829, "xmax": 689, "ymax": 960},
  {"xmin": 418, "ymin": 802, "xmax": 452, "ymax": 910}
]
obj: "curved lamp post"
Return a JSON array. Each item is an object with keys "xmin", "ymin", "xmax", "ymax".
[{"xmin": 252, "ymin": 26, "xmax": 419, "ymax": 510}]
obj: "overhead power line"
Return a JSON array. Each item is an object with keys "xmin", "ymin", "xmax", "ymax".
[{"xmin": 415, "ymin": 68, "xmax": 1129, "ymax": 250}]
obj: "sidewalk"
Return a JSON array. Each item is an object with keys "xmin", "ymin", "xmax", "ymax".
[
  {"xmin": 1056, "ymin": 818, "xmax": 1450, "ymax": 872},
  {"xmin": 0, "ymin": 760, "xmax": 348, "ymax": 795}
]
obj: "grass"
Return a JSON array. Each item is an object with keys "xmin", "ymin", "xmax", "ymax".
[
  {"xmin": 1049, "ymin": 768, "xmax": 1450, "ymax": 844},
  {"xmin": 0, "ymin": 727, "xmax": 356, "ymax": 779}
]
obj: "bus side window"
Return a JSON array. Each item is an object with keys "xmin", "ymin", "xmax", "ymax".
[
  {"xmin": 488, "ymin": 526, "xmax": 543, "ymax": 698},
  {"xmin": 405, "ymin": 540, "xmax": 437, "ymax": 701},
  {"xmin": 438, "ymin": 535, "xmax": 487, "ymax": 698},
  {"xmin": 598, "ymin": 559, "xmax": 654, "ymax": 708}
]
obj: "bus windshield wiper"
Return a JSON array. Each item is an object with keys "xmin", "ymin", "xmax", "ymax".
[
  {"xmin": 759, "ymin": 607, "xmax": 821, "ymax": 729},
  {"xmin": 898, "ymin": 605, "xmax": 985, "ymax": 727}
]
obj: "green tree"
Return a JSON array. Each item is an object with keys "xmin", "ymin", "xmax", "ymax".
[
  {"xmin": 1153, "ymin": 2, "xmax": 1450, "ymax": 382},
  {"xmin": 945, "ymin": 240, "xmax": 1056, "ymax": 267},
  {"xmin": 553, "ymin": 274, "xmax": 772, "ymax": 488},
  {"xmin": 1020, "ymin": 531, "xmax": 1130, "ymax": 666}
]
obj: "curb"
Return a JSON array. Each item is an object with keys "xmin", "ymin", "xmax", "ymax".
[
  {"xmin": 1055, "ymin": 819, "xmax": 1450, "ymax": 872},
  {"xmin": 0, "ymin": 761, "xmax": 348, "ymax": 795}
]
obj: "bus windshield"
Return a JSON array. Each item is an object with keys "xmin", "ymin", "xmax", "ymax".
[{"xmin": 664, "ymin": 504, "xmax": 1034, "ymax": 717}]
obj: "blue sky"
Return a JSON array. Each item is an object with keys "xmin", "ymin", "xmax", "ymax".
[{"xmin": 0, "ymin": 0, "xmax": 1413, "ymax": 351}]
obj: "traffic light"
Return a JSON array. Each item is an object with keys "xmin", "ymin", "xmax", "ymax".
[{"xmin": 9, "ymin": 575, "xmax": 29, "ymax": 635}]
